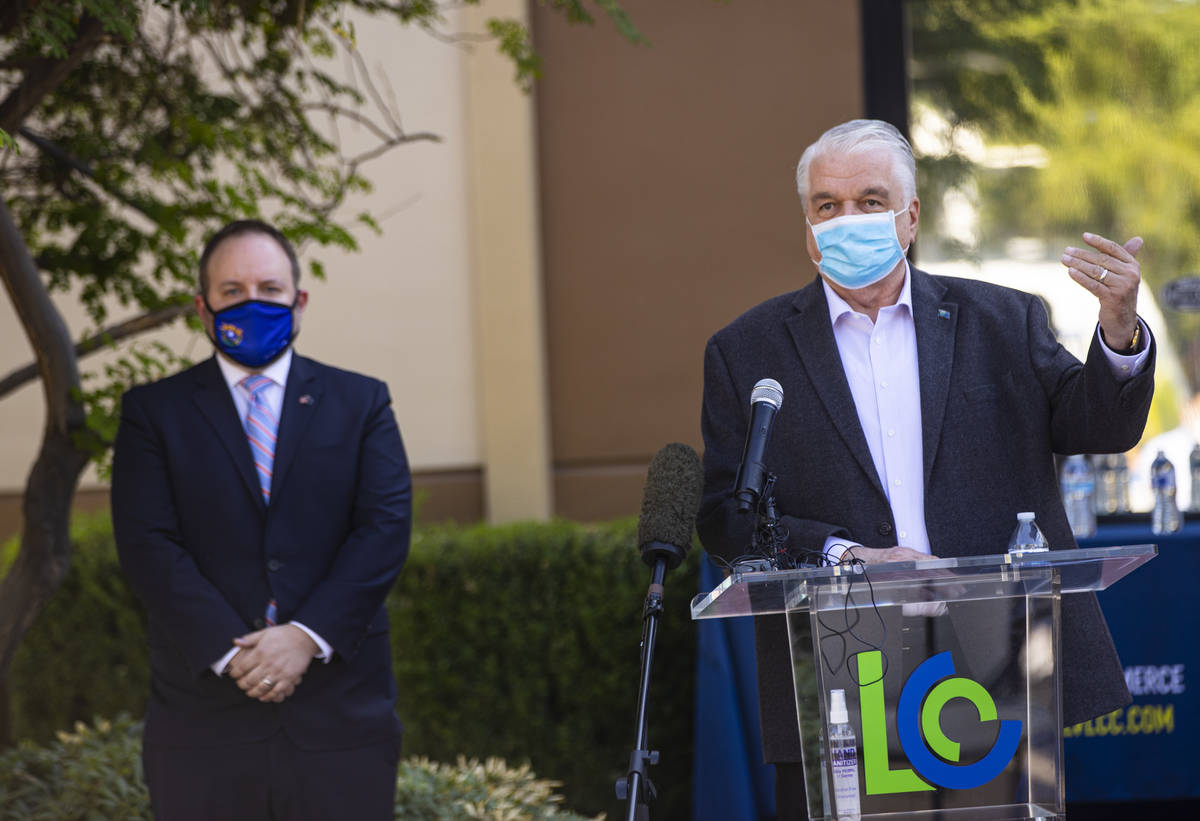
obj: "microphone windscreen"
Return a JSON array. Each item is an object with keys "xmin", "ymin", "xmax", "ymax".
[
  {"xmin": 750, "ymin": 377, "xmax": 783, "ymax": 409},
  {"xmin": 637, "ymin": 442, "xmax": 704, "ymax": 556}
]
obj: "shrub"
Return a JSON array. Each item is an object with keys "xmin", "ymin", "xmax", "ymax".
[
  {"xmin": 3, "ymin": 515, "xmax": 699, "ymax": 819},
  {"xmin": 0, "ymin": 716, "xmax": 150, "ymax": 821},
  {"xmin": 3, "ymin": 513, "xmax": 149, "ymax": 743},
  {"xmin": 390, "ymin": 519, "xmax": 698, "ymax": 818},
  {"xmin": 0, "ymin": 716, "xmax": 601, "ymax": 820},
  {"xmin": 396, "ymin": 756, "xmax": 600, "ymax": 820}
]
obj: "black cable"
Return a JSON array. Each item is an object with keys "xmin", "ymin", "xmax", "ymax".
[{"xmin": 814, "ymin": 550, "xmax": 890, "ymax": 687}]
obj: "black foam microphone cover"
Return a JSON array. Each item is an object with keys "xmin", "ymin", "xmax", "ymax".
[{"xmin": 637, "ymin": 442, "xmax": 704, "ymax": 570}]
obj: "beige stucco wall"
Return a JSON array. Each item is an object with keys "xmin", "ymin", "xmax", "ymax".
[
  {"xmin": 0, "ymin": 6, "xmax": 546, "ymax": 506},
  {"xmin": 3, "ymin": 1, "xmax": 868, "ymax": 533}
]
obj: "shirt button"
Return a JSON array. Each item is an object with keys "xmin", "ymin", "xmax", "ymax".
[
  {"xmin": 881, "ymin": 380, "xmax": 889, "ymax": 389},
  {"xmin": 888, "ymin": 429, "xmax": 895, "ymax": 437},
  {"xmin": 894, "ymin": 479, "xmax": 902, "ymax": 487},
  {"xmin": 267, "ymin": 559, "xmax": 283, "ymax": 572},
  {"xmin": 899, "ymin": 531, "xmax": 908, "ymax": 539}
]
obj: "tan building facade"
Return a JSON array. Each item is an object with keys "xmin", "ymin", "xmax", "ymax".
[{"xmin": 1, "ymin": 1, "xmax": 870, "ymax": 537}]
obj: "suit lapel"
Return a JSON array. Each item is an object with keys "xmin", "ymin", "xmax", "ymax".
[
  {"xmin": 270, "ymin": 355, "xmax": 322, "ymax": 503},
  {"xmin": 191, "ymin": 357, "xmax": 266, "ymax": 510},
  {"xmin": 911, "ymin": 268, "xmax": 957, "ymax": 488},
  {"xmin": 785, "ymin": 281, "xmax": 886, "ymax": 498}
]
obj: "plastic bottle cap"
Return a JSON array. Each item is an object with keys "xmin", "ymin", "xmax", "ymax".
[
  {"xmin": 1017, "ymin": 512, "xmax": 1035, "ymax": 521},
  {"xmin": 830, "ymin": 688, "xmax": 849, "ymax": 724}
]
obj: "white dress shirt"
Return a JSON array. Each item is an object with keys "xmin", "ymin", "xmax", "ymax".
[
  {"xmin": 822, "ymin": 264, "xmax": 1152, "ymax": 563},
  {"xmin": 210, "ymin": 349, "xmax": 333, "ymax": 675}
]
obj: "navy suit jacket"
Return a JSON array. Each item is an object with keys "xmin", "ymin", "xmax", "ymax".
[
  {"xmin": 112, "ymin": 353, "xmax": 411, "ymax": 751},
  {"xmin": 697, "ymin": 268, "xmax": 1155, "ymax": 762}
]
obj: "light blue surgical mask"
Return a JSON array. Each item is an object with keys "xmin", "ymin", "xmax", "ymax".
[{"xmin": 807, "ymin": 210, "xmax": 909, "ymax": 290}]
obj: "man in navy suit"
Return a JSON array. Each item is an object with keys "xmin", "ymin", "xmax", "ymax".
[
  {"xmin": 697, "ymin": 120, "xmax": 1155, "ymax": 819},
  {"xmin": 112, "ymin": 219, "xmax": 411, "ymax": 819}
]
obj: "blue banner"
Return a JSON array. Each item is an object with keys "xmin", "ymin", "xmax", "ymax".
[{"xmin": 1064, "ymin": 522, "xmax": 1200, "ymax": 801}]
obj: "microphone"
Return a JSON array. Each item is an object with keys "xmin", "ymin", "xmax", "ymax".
[
  {"xmin": 620, "ymin": 443, "xmax": 704, "ymax": 817},
  {"xmin": 733, "ymin": 378, "xmax": 783, "ymax": 513},
  {"xmin": 638, "ymin": 443, "xmax": 704, "ymax": 570}
]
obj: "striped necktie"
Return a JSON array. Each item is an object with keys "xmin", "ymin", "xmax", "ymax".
[{"xmin": 239, "ymin": 374, "xmax": 277, "ymax": 504}]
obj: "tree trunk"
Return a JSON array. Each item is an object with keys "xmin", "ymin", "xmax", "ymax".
[
  {"xmin": 0, "ymin": 12, "xmax": 110, "ymax": 745},
  {"xmin": 0, "ymin": 197, "xmax": 91, "ymax": 745}
]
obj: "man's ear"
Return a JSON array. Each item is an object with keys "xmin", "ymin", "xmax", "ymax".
[
  {"xmin": 902, "ymin": 197, "xmax": 921, "ymax": 247},
  {"xmin": 194, "ymin": 294, "xmax": 213, "ymax": 332}
]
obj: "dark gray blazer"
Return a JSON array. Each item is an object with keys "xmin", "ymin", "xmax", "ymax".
[{"xmin": 697, "ymin": 268, "xmax": 1155, "ymax": 763}]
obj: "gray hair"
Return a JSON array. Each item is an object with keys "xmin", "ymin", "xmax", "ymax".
[{"xmin": 795, "ymin": 119, "xmax": 917, "ymax": 207}]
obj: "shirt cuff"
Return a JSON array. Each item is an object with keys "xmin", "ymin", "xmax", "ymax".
[
  {"xmin": 290, "ymin": 621, "xmax": 333, "ymax": 663},
  {"xmin": 1097, "ymin": 318, "xmax": 1151, "ymax": 380},
  {"xmin": 211, "ymin": 646, "xmax": 239, "ymax": 677},
  {"xmin": 824, "ymin": 536, "xmax": 861, "ymax": 565}
]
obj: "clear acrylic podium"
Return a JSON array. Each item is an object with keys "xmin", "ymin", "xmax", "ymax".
[{"xmin": 691, "ymin": 545, "xmax": 1156, "ymax": 821}]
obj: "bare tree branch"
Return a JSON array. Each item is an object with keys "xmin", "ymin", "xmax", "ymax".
[
  {"xmin": 0, "ymin": 303, "xmax": 192, "ymax": 400},
  {"xmin": 347, "ymin": 130, "xmax": 441, "ymax": 166},
  {"xmin": 16, "ymin": 127, "xmax": 164, "ymax": 229},
  {"xmin": 303, "ymin": 101, "xmax": 398, "ymax": 144},
  {"xmin": 349, "ymin": 46, "xmax": 405, "ymax": 137}
]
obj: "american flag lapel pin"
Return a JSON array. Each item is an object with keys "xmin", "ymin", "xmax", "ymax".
[
  {"xmin": 938, "ymin": 309, "xmax": 951, "ymax": 320},
  {"xmin": 299, "ymin": 394, "xmax": 313, "ymax": 405}
]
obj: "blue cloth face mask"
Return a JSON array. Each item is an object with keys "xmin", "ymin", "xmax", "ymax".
[
  {"xmin": 205, "ymin": 298, "xmax": 297, "ymax": 369},
  {"xmin": 808, "ymin": 210, "xmax": 909, "ymax": 290}
]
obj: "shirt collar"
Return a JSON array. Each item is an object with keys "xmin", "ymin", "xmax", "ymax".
[
  {"xmin": 822, "ymin": 259, "xmax": 913, "ymax": 326},
  {"xmin": 215, "ymin": 347, "xmax": 294, "ymax": 394}
]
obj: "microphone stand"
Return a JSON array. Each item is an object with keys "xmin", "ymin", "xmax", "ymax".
[{"xmin": 616, "ymin": 545, "xmax": 680, "ymax": 821}]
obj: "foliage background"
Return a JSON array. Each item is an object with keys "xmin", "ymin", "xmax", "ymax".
[
  {"xmin": 1, "ymin": 514, "xmax": 701, "ymax": 819},
  {"xmin": 0, "ymin": 714, "xmax": 603, "ymax": 820},
  {"xmin": 910, "ymin": 0, "xmax": 1200, "ymax": 413}
]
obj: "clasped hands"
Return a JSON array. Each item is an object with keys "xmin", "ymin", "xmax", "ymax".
[{"xmin": 226, "ymin": 624, "xmax": 319, "ymax": 703}]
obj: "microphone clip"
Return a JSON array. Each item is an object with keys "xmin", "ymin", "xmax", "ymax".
[{"xmin": 750, "ymin": 473, "xmax": 791, "ymax": 569}]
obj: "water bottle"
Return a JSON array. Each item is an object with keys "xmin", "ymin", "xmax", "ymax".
[
  {"xmin": 1151, "ymin": 450, "xmax": 1182, "ymax": 534},
  {"xmin": 1061, "ymin": 455, "xmax": 1096, "ymax": 537},
  {"xmin": 1007, "ymin": 511, "xmax": 1049, "ymax": 554},
  {"xmin": 1190, "ymin": 444, "xmax": 1200, "ymax": 512},
  {"xmin": 828, "ymin": 688, "xmax": 861, "ymax": 821},
  {"xmin": 1094, "ymin": 454, "xmax": 1117, "ymax": 515},
  {"xmin": 1114, "ymin": 452, "xmax": 1132, "ymax": 513}
]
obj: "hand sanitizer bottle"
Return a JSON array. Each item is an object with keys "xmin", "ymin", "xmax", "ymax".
[{"xmin": 829, "ymin": 688, "xmax": 861, "ymax": 821}]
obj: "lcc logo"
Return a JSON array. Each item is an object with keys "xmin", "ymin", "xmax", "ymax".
[{"xmin": 855, "ymin": 650, "xmax": 1022, "ymax": 794}]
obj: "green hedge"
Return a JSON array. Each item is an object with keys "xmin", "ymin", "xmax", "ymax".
[
  {"xmin": 3, "ymin": 515, "xmax": 700, "ymax": 819},
  {"xmin": 0, "ymin": 715, "xmax": 601, "ymax": 820}
]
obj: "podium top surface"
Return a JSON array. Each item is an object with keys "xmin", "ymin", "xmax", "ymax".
[{"xmin": 690, "ymin": 543, "xmax": 1157, "ymax": 619}]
